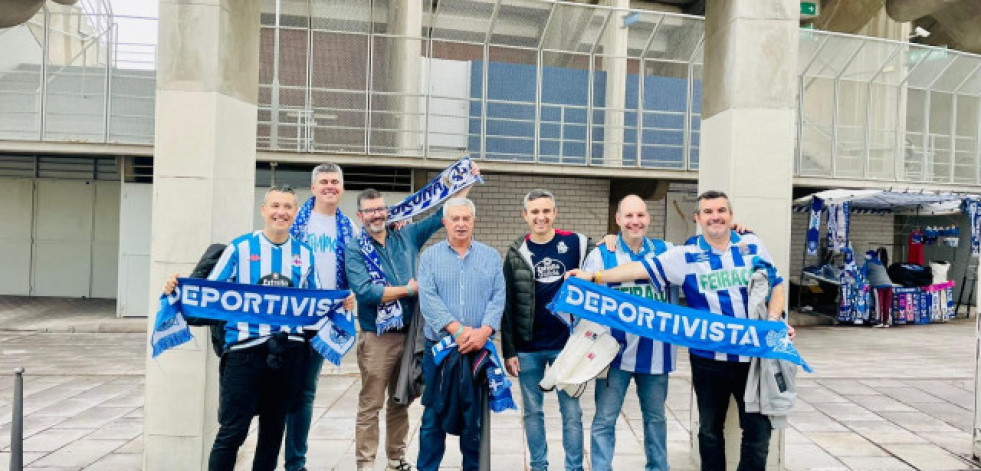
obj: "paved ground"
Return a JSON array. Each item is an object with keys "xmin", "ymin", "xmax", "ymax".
[{"xmin": 0, "ymin": 299, "xmax": 976, "ymax": 470}]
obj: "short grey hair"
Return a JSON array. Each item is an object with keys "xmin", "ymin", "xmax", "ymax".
[
  {"xmin": 263, "ymin": 184, "xmax": 296, "ymax": 204},
  {"xmin": 444, "ymin": 197, "xmax": 476, "ymax": 217},
  {"xmin": 310, "ymin": 162, "xmax": 344, "ymax": 185},
  {"xmin": 523, "ymin": 189, "xmax": 556, "ymax": 210}
]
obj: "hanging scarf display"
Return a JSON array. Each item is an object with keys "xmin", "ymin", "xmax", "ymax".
[
  {"xmin": 806, "ymin": 197, "xmax": 824, "ymax": 255},
  {"xmin": 962, "ymin": 198, "xmax": 981, "ymax": 256},
  {"xmin": 826, "ymin": 202, "xmax": 850, "ymax": 254}
]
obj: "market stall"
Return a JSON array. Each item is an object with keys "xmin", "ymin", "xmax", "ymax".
[{"xmin": 792, "ymin": 190, "xmax": 981, "ymax": 326}]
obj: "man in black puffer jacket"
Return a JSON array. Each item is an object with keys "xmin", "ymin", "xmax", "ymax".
[{"xmin": 501, "ymin": 189, "xmax": 594, "ymax": 471}]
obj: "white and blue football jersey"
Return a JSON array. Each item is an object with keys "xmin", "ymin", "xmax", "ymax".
[
  {"xmin": 641, "ymin": 232, "xmax": 783, "ymax": 363},
  {"xmin": 208, "ymin": 231, "xmax": 320, "ymax": 349},
  {"xmin": 584, "ymin": 236, "xmax": 678, "ymax": 375}
]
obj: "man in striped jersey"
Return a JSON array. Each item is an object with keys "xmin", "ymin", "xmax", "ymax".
[
  {"xmin": 570, "ymin": 190, "xmax": 794, "ymax": 471},
  {"xmin": 163, "ymin": 184, "xmax": 319, "ymax": 471},
  {"xmin": 584, "ymin": 195, "xmax": 677, "ymax": 471}
]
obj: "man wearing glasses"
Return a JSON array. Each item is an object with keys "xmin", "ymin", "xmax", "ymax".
[{"xmin": 344, "ymin": 179, "xmax": 477, "ymax": 471}]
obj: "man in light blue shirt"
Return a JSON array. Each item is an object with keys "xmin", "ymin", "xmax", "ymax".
[{"xmin": 416, "ymin": 197, "xmax": 505, "ymax": 471}]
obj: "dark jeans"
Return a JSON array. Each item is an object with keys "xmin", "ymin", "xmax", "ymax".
[
  {"xmin": 417, "ymin": 340, "xmax": 481, "ymax": 471},
  {"xmin": 284, "ymin": 347, "xmax": 325, "ymax": 471},
  {"xmin": 690, "ymin": 355, "xmax": 772, "ymax": 471},
  {"xmin": 208, "ymin": 341, "xmax": 307, "ymax": 471}
]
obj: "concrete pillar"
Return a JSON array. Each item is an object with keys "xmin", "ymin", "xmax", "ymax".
[
  {"xmin": 143, "ymin": 1, "xmax": 261, "ymax": 470},
  {"xmin": 601, "ymin": 0, "xmax": 628, "ymax": 166},
  {"xmin": 975, "ymin": 262, "xmax": 981, "ymax": 461},
  {"xmin": 692, "ymin": 1, "xmax": 799, "ymax": 470},
  {"xmin": 389, "ymin": 0, "xmax": 422, "ymax": 155}
]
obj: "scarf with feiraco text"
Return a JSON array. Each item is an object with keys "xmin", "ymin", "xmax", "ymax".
[
  {"xmin": 548, "ymin": 278, "xmax": 812, "ymax": 373},
  {"xmin": 431, "ymin": 336, "xmax": 517, "ymax": 413},
  {"xmin": 151, "ymin": 278, "xmax": 355, "ymax": 365},
  {"xmin": 361, "ymin": 157, "xmax": 484, "ymax": 334},
  {"xmin": 291, "ymin": 202, "xmax": 356, "ymax": 290}
]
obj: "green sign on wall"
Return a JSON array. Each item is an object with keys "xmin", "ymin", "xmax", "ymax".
[{"xmin": 801, "ymin": 1, "xmax": 819, "ymax": 19}]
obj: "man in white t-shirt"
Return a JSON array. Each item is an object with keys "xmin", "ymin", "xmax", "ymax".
[{"xmin": 284, "ymin": 163, "xmax": 358, "ymax": 471}]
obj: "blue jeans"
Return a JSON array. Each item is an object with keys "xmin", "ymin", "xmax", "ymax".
[
  {"xmin": 417, "ymin": 340, "xmax": 481, "ymax": 471},
  {"xmin": 591, "ymin": 367, "xmax": 669, "ymax": 471},
  {"xmin": 284, "ymin": 346, "xmax": 324, "ymax": 471},
  {"xmin": 517, "ymin": 349, "xmax": 583, "ymax": 471},
  {"xmin": 690, "ymin": 355, "xmax": 771, "ymax": 471}
]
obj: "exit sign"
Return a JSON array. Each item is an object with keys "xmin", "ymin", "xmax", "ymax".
[{"xmin": 801, "ymin": 1, "xmax": 819, "ymax": 19}]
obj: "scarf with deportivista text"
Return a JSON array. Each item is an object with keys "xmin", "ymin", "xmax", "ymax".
[
  {"xmin": 151, "ymin": 278, "xmax": 355, "ymax": 365},
  {"xmin": 548, "ymin": 278, "xmax": 812, "ymax": 372}
]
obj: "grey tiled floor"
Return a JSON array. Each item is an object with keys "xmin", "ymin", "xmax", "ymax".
[{"xmin": 0, "ymin": 319, "xmax": 976, "ymax": 470}]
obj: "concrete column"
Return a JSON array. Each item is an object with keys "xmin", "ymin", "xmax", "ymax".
[
  {"xmin": 601, "ymin": 0, "xmax": 629, "ymax": 166},
  {"xmin": 143, "ymin": 1, "xmax": 261, "ymax": 470},
  {"xmin": 692, "ymin": 1, "xmax": 798, "ymax": 470},
  {"xmin": 389, "ymin": 0, "xmax": 422, "ymax": 155},
  {"xmin": 975, "ymin": 262, "xmax": 981, "ymax": 461}
]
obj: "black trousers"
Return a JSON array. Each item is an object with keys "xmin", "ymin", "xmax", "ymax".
[
  {"xmin": 690, "ymin": 355, "xmax": 772, "ymax": 471},
  {"xmin": 208, "ymin": 341, "xmax": 307, "ymax": 471}
]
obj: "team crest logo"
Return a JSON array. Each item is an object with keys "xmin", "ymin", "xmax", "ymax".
[
  {"xmin": 765, "ymin": 330, "xmax": 793, "ymax": 353},
  {"xmin": 329, "ymin": 325, "xmax": 351, "ymax": 344},
  {"xmin": 557, "ymin": 241, "xmax": 569, "ymax": 254},
  {"xmin": 738, "ymin": 243, "xmax": 751, "ymax": 255},
  {"xmin": 292, "ymin": 255, "xmax": 303, "ymax": 267}
]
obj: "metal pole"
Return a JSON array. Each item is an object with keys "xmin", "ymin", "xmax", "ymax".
[
  {"xmin": 271, "ymin": 0, "xmax": 282, "ymax": 149},
  {"xmin": 10, "ymin": 367, "xmax": 24, "ymax": 471},
  {"xmin": 478, "ymin": 386, "xmax": 490, "ymax": 471},
  {"xmin": 103, "ymin": 22, "xmax": 113, "ymax": 143},
  {"xmin": 534, "ymin": 2, "xmax": 558, "ymax": 164},
  {"xmin": 481, "ymin": 0, "xmax": 502, "ymax": 161},
  {"xmin": 39, "ymin": 7, "xmax": 50, "ymax": 141},
  {"xmin": 951, "ymin": 93, "xmax": 958, "ymax": 183}
]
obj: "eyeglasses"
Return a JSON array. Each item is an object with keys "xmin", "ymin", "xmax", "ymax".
[{"xmin": 360, "ymin": 207, "xmax": 387, "ymax": 215}]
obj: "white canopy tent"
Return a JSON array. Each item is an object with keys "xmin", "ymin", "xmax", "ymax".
[{"xmin": 793, "ymin": 190, "xmax": 980, "ymax": 216}]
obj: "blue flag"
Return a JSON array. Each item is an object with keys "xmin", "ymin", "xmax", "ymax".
[
  {"xmin": 151, "ymin": 278, "xmax": 355, "ymax": 365},
  {"xmin": 548, "ymin": 278, "xmax": 812, "ymax": 373}
]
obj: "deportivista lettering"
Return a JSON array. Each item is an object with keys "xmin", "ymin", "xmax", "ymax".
[
  {"xmin": 698, "ymin": 267, "xmax": 753, "ymax": 292},
  {"xmin": 180, "ymin": 285, "xmax": 336, "ymax": 318},
  {"xmin": 567, "ymin": 284, "xmax": 759, "ymax": 347}
]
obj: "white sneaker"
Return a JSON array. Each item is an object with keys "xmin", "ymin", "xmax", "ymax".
[{"xmin": 386, "ymin": 458, "xmax": 414, "ymax": 471}]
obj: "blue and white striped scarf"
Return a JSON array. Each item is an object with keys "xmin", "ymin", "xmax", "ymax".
[
  {"xmin": 361, "ymin": 156, "xmax": 484, "ymax": 334},
  {"xmin": 290, "ymin": 201, "xmax": 355, "ymax": 290},
  {"xmin": 431, "ymin": 336, "xmax": 517, "ymax": 413},
  {"xmin": 151, "ymin": 278, "xmax": 355, "ymax": 365}
]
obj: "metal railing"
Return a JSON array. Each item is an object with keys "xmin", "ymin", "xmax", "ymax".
[
  {"xmin": 0, "ymin": 6, "xmax": 156, "ymax": 144},
  {"xmin": 1, "ymin": 0, "xmax": 980, "ymax": 184}
]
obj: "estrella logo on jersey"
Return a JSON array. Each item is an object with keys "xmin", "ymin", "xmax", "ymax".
[
  {"xmin": 534, "ymin": 257, "xmax": 566, "ymax": 281},
  {"xmin": 292, "ymin": 254, "xmax": 303, "ymax": 267},
  {"xmin": 250, "ymin": 254, "xmax": 260, "ymax": 262},
  {"xmin": 697, "ymin": 267, "xmax": 752, "ymax": 292}
]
